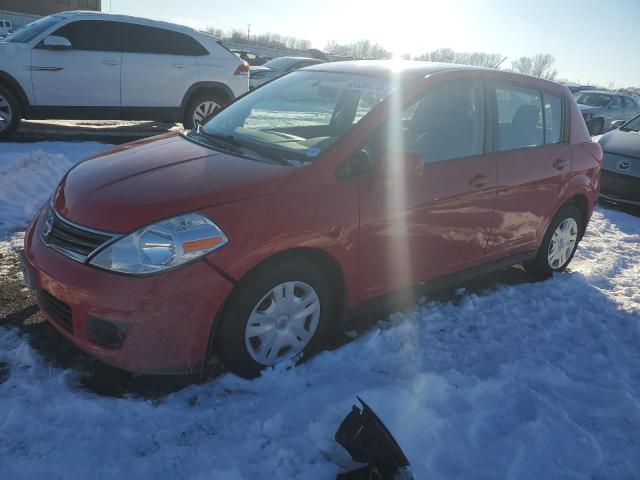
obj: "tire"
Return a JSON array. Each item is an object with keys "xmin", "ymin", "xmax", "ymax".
[
  {"xmin": 0, "ymin": 85, "xmax": 21, "ymax": 139},
  {"xmin": 182, "ymin": 92, "xmax": 226, "ymax": 129},
  {"xmin": 587, "ymin": 118, "xmax": 603, "ymax": 136},
  {"xmin": 523, "ymin": 205, "xmax": 582, "ymax": 280},
  {"xmin": 214, "ymin": 258, "xmax": 334, "ymax": 378}
]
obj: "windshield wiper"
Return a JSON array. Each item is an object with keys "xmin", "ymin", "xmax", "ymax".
[{"xmin": 195, "ymin": 129, "xmax": 291, "ymax": 166}]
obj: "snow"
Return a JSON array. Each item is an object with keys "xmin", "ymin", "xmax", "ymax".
[
  {"xmin": 1, "ymin": 142, "xmax": 639, "ymax": 479},
  {"xmin": 0, "ymin": 142, "xmax": 109, "ymax": 237}
]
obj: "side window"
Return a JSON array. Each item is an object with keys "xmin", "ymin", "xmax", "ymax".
[
  {"xmin": 495, "ymin": 84, "xmax": 543, "ymax": 151},
  {"xmin": 609, "ymin": 96, "xmax": 622, "ymax": 109},
  {"xmin": 623, "ymin": 97, "xmax": 635, "ymax": 109},
  {"xmin": 122, "ymin": 24, "xmax": 208, "ymax": 55},
  {"xmin": 401, "ymin": 80, "xmax": 485, "ymax": 163},
  {"xmin": 543, "ymin": 93, "xmax": 563, "ymax": 144},
  {"xmin": 52, "ymin": 20, "xmax": 121, "ymax": 52}
]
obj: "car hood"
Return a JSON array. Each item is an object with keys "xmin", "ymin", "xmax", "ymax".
[
  {"xmin": 598, "ymin": 128, "xmax": 640, "ymax": 158},
  {"xmin": 53, "ymin": 133, "xmax": 295, "ymax": 233}
]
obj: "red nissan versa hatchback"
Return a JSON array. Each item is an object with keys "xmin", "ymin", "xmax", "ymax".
[{"xmin": 22, "ymin": 61, "xmax": 603, "ymax": 378}]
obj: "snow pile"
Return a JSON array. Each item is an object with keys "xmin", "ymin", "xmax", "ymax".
[
  {"xmin": 0, "ymin": 233, "xmax": 24, "ymax": 280},
  {"xmin": 0, "ymin": 142, "xmax": 108, "ymax": 236},
  {"xmin": 1, "ymin": 207, "xmax": 639, "ymax": 479}
]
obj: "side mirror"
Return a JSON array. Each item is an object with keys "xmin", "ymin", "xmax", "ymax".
[
  {"xmin": 611, "ymin": 120, "xmax": 626, "ymax": 129},
  {"xmin": 373, "ymin": 149, "xmax": 425, "ymax": 179},
  {"xmin": 337, "ymin": 149, "xmax": 371, "ymax": 180},
  {"xmin": 41, "ymin": 35, "xmax": 72, "ymax": 51}
]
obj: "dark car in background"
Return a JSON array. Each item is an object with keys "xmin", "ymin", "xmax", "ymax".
[
  {"xmin": 566, "ymin": 84, "xmax": 596, "ymax": 95},
  {"xmin": 249, "ymin": 56, "xmax": 325, "ymax": 88},
  {"xmin": 231, "ymin": 49, "xmax": 266, "ymax": 66},
  {"xmin": 576, "ymin": 90, "xmax": 640, "ymax": 135},
  {"xmin": 598, "ymin": 114, "xmax": 640, "ymax": 207}
]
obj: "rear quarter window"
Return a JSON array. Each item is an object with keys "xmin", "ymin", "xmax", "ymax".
[{"xmin": 122, "ymin": 23, "xmax": 208, "ymax": 56}]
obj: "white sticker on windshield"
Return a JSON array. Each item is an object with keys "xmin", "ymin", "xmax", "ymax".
[{"xmin": 306, "ymin": 147, "xmax": 322, "ymax": 157}]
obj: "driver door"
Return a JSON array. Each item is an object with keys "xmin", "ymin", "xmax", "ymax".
[
  {"xmin": 356, "ymin": 79, "xmax": 497, "ymax": 301},
  {"xmin": 31, "ymin": 19, "xmax": 122, "ymax": 108}
]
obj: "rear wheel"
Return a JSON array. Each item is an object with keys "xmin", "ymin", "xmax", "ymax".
[
  {"xmin": 215, "ymin": 259, "xmax": 333, "ymax": 378},
  {"xmin": 0, "ymin": 86, "xmax": 20, "ymax": 139},
  {"xmin": 183, "ymin": 92, "xmax": 226, "ymax": 129},
  {"xmin": 524, "ymin": 206, "xmax": 582, "ymax": 279}
]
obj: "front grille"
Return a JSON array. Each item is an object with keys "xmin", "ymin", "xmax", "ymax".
[
  {"xmin": 38, "ymin": 289, "xmax": 73, "ymax": 332},
  {"xmin": 601, "ymin": 170, "xmax": 640, "ymax": 202},
  {"xmin": 43, "ymin": 210, "xmax": 114, "ymax": 261}
]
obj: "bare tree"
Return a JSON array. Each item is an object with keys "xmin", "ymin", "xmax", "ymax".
[
  {"xmin": 511, "ymin": 54, "xmax": 558, "ymax": 80},
  {"xmin": 324, "ymin": 39, "xmax": 390, "ymax": 59},
  {"xmin": 415, "ymin": 48, "xmax": 503, "ymax": 67}
]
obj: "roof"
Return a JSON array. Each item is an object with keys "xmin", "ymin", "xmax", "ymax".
[
  {"xmin": 305, "ymin": 60, "xmax": 490, "ymax": 81},
  {"xmin": 577, "ymin": 90, "xmax": 628, "ymax": 96},
  {"xmin": 54, "ymin": 10, "xmax": 212, "ymax": 38}
]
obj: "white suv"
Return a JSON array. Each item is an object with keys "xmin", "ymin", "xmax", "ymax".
[{"xmin": 0, "ymin": 11, "xmax": 249, "ymax": 138}]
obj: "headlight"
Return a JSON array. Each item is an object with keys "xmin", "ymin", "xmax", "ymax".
[{"xmin": 90, "ymin": 213, "xmax": 228, "ymax": 274}]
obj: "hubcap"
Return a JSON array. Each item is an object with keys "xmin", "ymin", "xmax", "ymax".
[
  {"xmin": 244, "ymin": 281, "xmax": 321, "ymax": 366},
  {"xmin": 0, "ymin": 94, "xmax": 13, "ymax": 132},
  {"xmin": 192, "ymin": 100, "xmax": 219, "ymax": 126},
  {"xmin": 547, "ymin": 217, "xmax": 578, "ymax": 269}
]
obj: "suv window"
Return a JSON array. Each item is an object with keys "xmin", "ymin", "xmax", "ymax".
[
  {"xmin": 401, "ymin": 80, "xmax": 485, "ymax": 163},
  {"xmin": 609, "ymin": 96, "xmax": 622, "ymax": 109},
  {"xmin": 543, "ymin": 93, "xmax": 563, "ymax": 144},
  {"xmin": 52, "ymin": 20, "xmax": 121, "ymax": 51},
  {"xmin": 121, "ymin": 23, "xmax": 208, "ymax": 56},
  {"xmin": 623, "ymin": 97, "xmax": 636, "ymax": 109},
  {"xmin": 496, "ymin": 84, "xmax": 543, "ymax": 151}
]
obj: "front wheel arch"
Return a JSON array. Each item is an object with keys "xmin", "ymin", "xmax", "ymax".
[{"xmin": 204, "ymin": 247, "xmax": 347, "ymax": 372}]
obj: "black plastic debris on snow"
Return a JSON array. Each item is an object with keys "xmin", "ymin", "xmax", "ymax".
[{"xmin": 335, "ymin": 396, "xmax": 414, "ymax": 480}]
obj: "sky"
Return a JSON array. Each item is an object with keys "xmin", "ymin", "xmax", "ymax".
[{"xmin": 106, "ymin": 0, "xmax": 639, "ymax": 87}]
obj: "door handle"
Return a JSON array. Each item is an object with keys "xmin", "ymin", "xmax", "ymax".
[
  {"xmin": 469, "ymin": 174, "xmax": 489, "ymax": 188},
  {"xmin": 101, "ymin": 60, "xmax": 120, "ymax": 66},
  {"xmin": 173, "ymin": 63, "xmax": 189, "ymax": 69},
  {"xmin": 553, "ymin": 158, "xmax": 569, "ymax": 171}
]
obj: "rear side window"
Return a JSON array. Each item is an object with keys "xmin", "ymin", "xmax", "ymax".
[
  {"xmin": 543, "ymin": 93, "xmax": 563, "ymax": 144},
  {"xmin": 402, "ymin": 80, "xmax": 486, "ymax": 163},
  {"xmin": 53, "ymin": 20, "xmax": 122, "ymax": 52},
  {"xmin": 495, "ymin": 85, "xmax": 543, "ymax": 151},
  {"xmin": 122, "ymin": 24, "xmax": 208, "ymax": 55},
  {"xmin": 609, "ymin": 96, "xmax": 622, "ymax": 109},
  {"xmin": 623, "ymin": 97, "xmax": 636, "ymax": 109}
]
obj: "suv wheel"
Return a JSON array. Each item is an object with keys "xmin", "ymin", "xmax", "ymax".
[
  {"xmin": 183, "ymin": 92, "xmax": 224, "ymax": 129},
  {"xmin": 523, "ymin": 205, "xmax": 582, "ymax": 279},
  {"xmin": 214, "ymin": 259, "xmax": 333, "ymax": 378},
  {"xmin": 0, "ymin": 86, "xmax": 20, "ymax": 139}
]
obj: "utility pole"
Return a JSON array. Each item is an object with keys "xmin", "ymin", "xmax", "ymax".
[{"xmin": 247, "ymin": 24, "xmax": 250, "ymax": 42}]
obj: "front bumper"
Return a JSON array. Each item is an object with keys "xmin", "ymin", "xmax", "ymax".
[
  {"xmin": 23, "ymin": 211, "xmax": 234, "ymax": 374},
  {"xmin": 599, "ymin": 169, "xmax": 640, "ymax": 206}
]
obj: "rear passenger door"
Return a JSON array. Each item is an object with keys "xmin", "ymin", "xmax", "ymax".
[
  {"xmin": 485, "ymin": 82, "xmax": 571, "ymax": 259},
  {"xmin": 623, "ymin": 97, "xmax": 639, "ymax": 122},
  {"xmin": 120, "ymin": 23, "xmax": 204, "ymax": 111}
]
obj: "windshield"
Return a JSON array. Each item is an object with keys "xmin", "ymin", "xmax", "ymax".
[
  {"xmin": 263, "ymin": 57, "xmax": 298, "ymax": 70},
  {"xmin": 576, "ymin": 93, "xmax": 611, "ymax": 108},
  {"xmin": 4, "ymin": 15, "xmax": 63, "ymax": 43},
  {"xmin": 199, "ymin": 71, "xmax": 393, "ymax": 164},
  {"xmin": 620, "ymin": 115, "xmax": 640, "ymax": 132}
]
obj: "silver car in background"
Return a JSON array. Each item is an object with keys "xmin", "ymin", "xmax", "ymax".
[
  {"xmin": 577, "ymin": 90, "xmax": 640, "ymax": 135},
  {"xmin": 249, "ymin": 56, "xmax": 325, "ymax": 89},
  {"xmin": 598, "ymin": 114, "xmax": 640, "ymax": 207}
]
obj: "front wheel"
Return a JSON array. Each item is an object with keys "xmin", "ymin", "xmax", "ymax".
[
  {"xmin": 214, "ymin": 259, "xmax": 333, "ymax": 378},
  {"xmin": 524, "ymin": 206, "xmax": 582, "ymax": 280}
]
